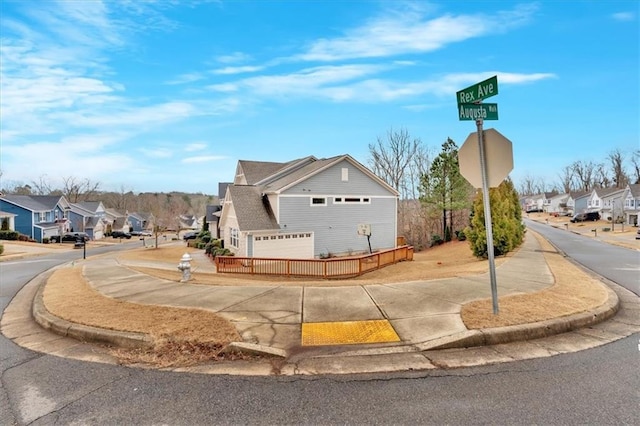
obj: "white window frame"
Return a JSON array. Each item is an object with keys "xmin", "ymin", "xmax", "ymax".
[
  {"xmin": 39, "ymin": 212, "xmax": 47, "ymax": 222},
  {"xmin": 230, "ymin": 228, "xmax": 239, "ymax": 248}
]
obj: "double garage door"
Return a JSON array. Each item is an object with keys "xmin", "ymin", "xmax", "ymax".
[{"xmin": 252, "ymin": 232, "xmax": 314, "ymax": 259}]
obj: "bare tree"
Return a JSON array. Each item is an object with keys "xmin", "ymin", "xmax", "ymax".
[
  {"xmin": 62, "ymin": 176, "xmax": 101, "ymax": 203},
  {"xmin": 368, "ymin": 128, "xmax": 426, "ymax": 200},
  {"xmin": 368, "ymin": 128, "xmax": 436, "ymax": 249},
  {"xmin": 30, "ymin": 175, "xmax": 54, "ymax": 195},
  {"xmin": 572, "ymin": 160, "xmax": 598, "ymax": 192},
  {"xmin": 608, "ymin": 148, "xmax": 629, "ymax": 188},
  {"xmin": 594, "ymin": 163, "xmax": 611, "ymax": 188},
  {"xmin": 631, "ymin": 149, "xmax": 640, "ymax": 184},
  {"xmin": 556, "ymin": 165, "xmax": 575, "ymax": 193}
]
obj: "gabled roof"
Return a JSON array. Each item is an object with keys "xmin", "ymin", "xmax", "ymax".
[
  {"xmin": 237, "ymin": 157, "xmax": 310, "ymax": 185},
  {"xmin": 594, "ymin": 186, "xmax": 625, "ymax": 198},
  {"xmin": 0, "ymin": 195, "xmax": 64, "ymax": 212},
  {"xmin": 76, "ymin": 201, "xmax": 103, "ymax": 213},
  {"xmin": 228, "ymin": 185, "xmax": 279, "ymax": 231},
  {"xmin": 626, "ymin": 183, "xmax": 640, "ymax": 198},
  {"xmin": 70, "ymin": 203, "xmax": 94, "ymax": 216},
  {"xmin": 205, "ymin": 204, "xmax": 221, "ymax": 222},
  {"xmin": 569, "ymin": 191, "xmax": 590, "ymax": 200},
  {"xmin": 105, "ymin": 208, "xmax": 125, "ymax": 218}
]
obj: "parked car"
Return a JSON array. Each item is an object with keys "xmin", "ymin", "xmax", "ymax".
[
  {"xmin": 140, "ymin": 230, "xmax": 153, "ymax": 236},
  {"xmin": 111, "ymin": 231, "xmax": 132, "ymax": 239},
  {"xmin": 183, "ymin": 231, "xmax": 198, "ymax": 240},
  {"xmin": 636, "ymin": 228, "xmax": 640, "ymax": 240},
  {"xmin": 570, "ymin": 212, "xmax": 600, "ymax": 223},
  {"xmin": 50, "ymin": 232, "xmax": 89, "ymax": 243}
]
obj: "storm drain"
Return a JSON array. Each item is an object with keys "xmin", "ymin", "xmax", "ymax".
[{"xmin": 301, "ymin": 320, "xmax": 400, "ymax": 346}]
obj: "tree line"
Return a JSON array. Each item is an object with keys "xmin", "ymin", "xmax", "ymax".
[
  {"xmin": 517, "ymin": 148, "xmax": 640, "ymax": 196},
  {"xmin": 0, "ymin": 174, "xmax": 216, "ymax": 232}
]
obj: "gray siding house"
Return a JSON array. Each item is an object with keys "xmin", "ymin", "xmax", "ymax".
[{"xmin": 219, "ymin": 155, "xmax": 399, "ymax": 259}]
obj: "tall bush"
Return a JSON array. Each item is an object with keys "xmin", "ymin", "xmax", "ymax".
[{"xmin": 466, "ymin": 179, "xmax": 524, "ymax": 258}]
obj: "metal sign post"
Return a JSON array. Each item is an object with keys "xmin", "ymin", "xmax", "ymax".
[
  {"xmin": 456, "ymin": 75, "xmax": 507, "ymax": 315},
  {"xmin": 475, "ymin": 115, "xmax": 499, "ymax": 314}
]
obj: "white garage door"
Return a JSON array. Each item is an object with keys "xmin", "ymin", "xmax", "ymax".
[{"xmin": 253, "ymin": 232, "xmax": 314, "ymax": 259}]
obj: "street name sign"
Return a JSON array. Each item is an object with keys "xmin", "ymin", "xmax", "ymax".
[
  {"xmin": 456, "ymin": 75, "xmax": 498, "ymax": 105},
  {"xmin": 458, "ymin": 103, "xmax": 498, "ymax": 121}
]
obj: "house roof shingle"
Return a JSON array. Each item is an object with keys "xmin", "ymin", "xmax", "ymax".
[
  {"xmin": 228, "ymin": 185, "xmax": 279, "ymax": 231},
  {"xmin": 1, "ymin": 195, "xmax": 63, "ymax": 211}
]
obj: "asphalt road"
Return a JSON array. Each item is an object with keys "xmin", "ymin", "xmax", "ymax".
[
  {"xmin": 1, "ymin": 235, "xmax": 639, "ymax": 425},
  {"xmin": 525, "ymin": 219, "xmax": 640, "ymax": 296}
]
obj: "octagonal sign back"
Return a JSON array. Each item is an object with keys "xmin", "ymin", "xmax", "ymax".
[{"xmin": 458, "ymin": 128, "xmax": 513, "ymax": 188}]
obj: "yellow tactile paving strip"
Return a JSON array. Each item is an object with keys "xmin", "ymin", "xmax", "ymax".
[{"xmin": 301, "ymin": 319, "xmax": 400, "ymax": 346}]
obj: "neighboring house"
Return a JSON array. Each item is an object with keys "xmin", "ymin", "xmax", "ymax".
[
  {"xmin": 69, "ymin": 201, "xmax": 108, "ymax": 239},
  {"xmin": 547, "ymin": 193, "xmax": 570, "ymax": 215},
  {"xmin": 0, "ymin": 195, "xmax": 72, "ymax": 242},
  {"xmin": 104, "ymin": 208, "xmax": 131, "ymax": 234},
  {"xmin": 566, "ymin": 191, "xmax": 589, "ymax": 216},
  {"xmin": 179, "ymin": 214, "xmax": 199, "ymax": 230},
  {"xmin": 205, "ymin": 204, "xmax": 222, "ymax": 238},
  {"xmin": 587, "ymin": 187, "xmax": 625, "ymax": 220},
  {"xmin": 621, "ymin": 184, "xmax": 640, "ymax": 226},
  {"xmin": 128, "ymin": 212, "xmax": 154, "ymax": 232},
  {"xmin": 219, "ymin": 154, "xmax": 399, "ymax": 259},
  {"xmin": 522, "ymin": 192, "xmax": 554, "ymax": 213},
  {"xmin": 0, "ymin": 211, "xmax": 17, "ymax": 231},
  {"xmin": 573, "ymin": 191, "xmax": 592, "ymax": 215}
]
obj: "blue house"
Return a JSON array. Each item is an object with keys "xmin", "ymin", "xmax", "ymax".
[
  {"xmin": 127, "ymin": 212, "xmax": 154, "ymax": 233},
  {"xmin": 0, "ymin": 195, "xmax": 72, "ymax": 242},
  {"xmin": 219, "ymin": 154, "xmax": 399, "ymax": 259}
]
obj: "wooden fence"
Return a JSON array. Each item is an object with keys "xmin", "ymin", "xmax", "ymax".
[{"xmin": 214, "ymin": 245, "xmax": 414, "ymax": 279}]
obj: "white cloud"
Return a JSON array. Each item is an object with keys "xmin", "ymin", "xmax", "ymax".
[
  {"xmin": 185, "ymin": 143, "xmax": 208, "ymax": 152},
  {"xmin": 165, "ymin": 72, "xmax": 205, "ymax": 85},
  {"xmin": 182, "ymin": 155, "xmax": 227, "ymax": 163},
  {"xmin": 611, "ymin": 12, "xmax": 636, "ymax": 22},
  {"xmin": 216, "ymin": 52, "xmax": 252, "ymax": 64},
  {"xmin": 297, "ymin": 4, "xmax": 538, "ymax": 62},
  {"xmin": 212, "ymin": 65, "xmax": 265, "ymax": 75}
]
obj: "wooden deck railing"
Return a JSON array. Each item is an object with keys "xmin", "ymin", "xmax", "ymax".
[{"xmin": 214, "ymin": 245, "xmax": 414, "ymax": 279}]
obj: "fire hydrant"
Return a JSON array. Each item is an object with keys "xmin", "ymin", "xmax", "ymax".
[{"xmin": 177, "ymin": 253, "xmax": 192, "ymax": 282}]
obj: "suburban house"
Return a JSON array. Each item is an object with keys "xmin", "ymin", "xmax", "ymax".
[
  {"xmin": 545, "ymin": 191, "xmax": 590, "ymax": 216},
  {"xmin": 573, "ymin": 191, "xmax": 592, "ymax": 215},
  {"xmin": 105, "ymin": 208, "xmax": 131, "ymax": 234},
  {"xmin": 219, "ymin": 154, "xmax": 399, "ymax": 259},
  {"xmin": 621, "ymin": 183, "xmax": 640, "ymax": 226},
  {"xmin": 522, "ymin": 192, "xmax": 554, "ymax": 213},
  {"xmin": 0, "ymin": 195, "xmax": 72, "ymax": 242},
  {"xmin": 69, "ymin": 201, "xmax": 108, "ymax": 239},
  {"xmin": 179, "ymin": 214, "xmax": 200, "ymax": 230},
  {"xmin": 128, "ymin": 212, "xmax": 154, "ymax": 233},
  {"xmin": 586, "ymin": 187, "xmax": 625, "ymax": 221}
]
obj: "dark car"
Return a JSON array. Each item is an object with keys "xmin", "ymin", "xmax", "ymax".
[
  {"xmin": 111, "ymin": 231, "xmax": 132, "ymax": 239},
  {"xmin": 50, "ymin": 232, "xmax": 89, "ymax": 243},
  {"xmin": 570, "ymin": 212, "xmax": 600, "ymax": 223},
  {"xmin": 183, "ymin": 231, "xmax": 198, "ymax": 240}
]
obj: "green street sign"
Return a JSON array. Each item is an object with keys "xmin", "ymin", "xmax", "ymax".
[
  {"xmin": 458, "ymin": 103, "xmax": 498, "ymax": 121},
  {"xmin": 456, "ymin": 76, "xmax": 498, "ymax": 105}
]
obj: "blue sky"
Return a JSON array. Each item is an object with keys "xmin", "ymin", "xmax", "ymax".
[{"xmin": 1, "ymin": 1, "xmax": 638, "ymax": 195}]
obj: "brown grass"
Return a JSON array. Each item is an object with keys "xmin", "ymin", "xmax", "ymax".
[
  {"xmin": 43, "ymin": 266, "xmax": 243, "ymax": 367},
  {"xmin": 461, "ymin": 234, "xmax": 608, "ymax": 328}
]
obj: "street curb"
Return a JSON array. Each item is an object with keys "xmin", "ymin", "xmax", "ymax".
[
  {"xmin": 32, "ymin": 270, "xmax": 154, "ymax": 350},
  {"xmin": 421, "ymin": 283, "xmax": 620, "ymax": 351}
]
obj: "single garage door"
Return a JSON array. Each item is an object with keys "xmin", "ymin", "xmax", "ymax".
[{"xmin": 253, "ymin": 232, "xmax": 314, "ymax": 259}]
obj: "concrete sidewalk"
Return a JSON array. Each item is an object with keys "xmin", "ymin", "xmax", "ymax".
[{"xmin": 3, "ymin": 233, "xmax": 640, "ymax": 376}]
